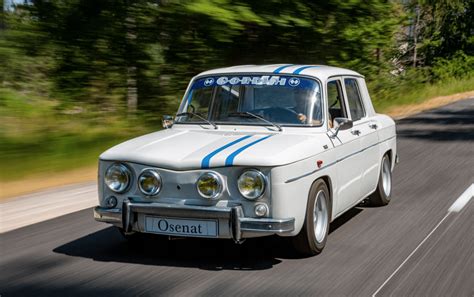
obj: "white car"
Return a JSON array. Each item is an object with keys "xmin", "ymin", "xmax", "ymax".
[{"xmin": 94, "ymin": 64, "xmax": 397, "ymax": 255}]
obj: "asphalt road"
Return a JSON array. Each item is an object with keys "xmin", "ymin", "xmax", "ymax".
[{"xmin": 1, "ymin": 99, "xmax": 473, "ymax": 297}]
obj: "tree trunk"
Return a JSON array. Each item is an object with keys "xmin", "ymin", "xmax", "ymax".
[
  {"xmin": 126, "ymin": 9, "xmax": 137, "ymax": 114},
  {"xmin": 127, "ymin": 66, "xmax": 137, "ymax": 113},
  {"xmin": 413, "ymin": 5, "xmax": 420, "ymax": 67}
]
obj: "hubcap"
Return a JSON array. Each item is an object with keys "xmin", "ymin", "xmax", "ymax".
[
  {"xmin": 382, "ymin": 157, "xmax": 392, "ymax": 198},
  {"xmin": 313, "ymin": 190, "xmax": 329, "ymax": 243}
]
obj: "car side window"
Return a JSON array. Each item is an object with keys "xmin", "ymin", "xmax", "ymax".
[
  {"xmin": 344, "ymin": 78, "xmax": 365, "ymax": 121},
  {"xmin": 327, "ymin": 80, "xmax": 346, "ymax": 125}
]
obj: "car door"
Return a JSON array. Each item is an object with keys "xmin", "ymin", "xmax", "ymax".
[
  {"xmin": 326, "ymin": 77, "xmax": 363, "ymax": 214},
  {"xmin": 342, "ymin": 77, "xmax": 380, "ymax": 198}
]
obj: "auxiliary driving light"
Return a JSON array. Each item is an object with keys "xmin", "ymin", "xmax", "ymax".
[
  {"xmin": 138, "ymin": 169, "xmax": 162, "ymax": 196},
  {"xmin": 254, "ymin": 204, "xmax": 268, "ymax": 217},
  {"xmin": 196, "ymin": 172, "xmax": 223, "ymax": 199},
  {"xmin": 237, "ymin": 169, "xmax": 266, "ymax": 200},
  {"xmin": 105, "ymin": 196, "xmax": 118, "ymax": 208}
]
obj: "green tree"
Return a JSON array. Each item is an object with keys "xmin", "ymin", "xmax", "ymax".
[{"xmin": 404, "ymin": 0, "xmax": 473, "ymax": 67}]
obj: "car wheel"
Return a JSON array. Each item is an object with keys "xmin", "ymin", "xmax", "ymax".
[
  {"xmin": 369, "ymin": 154, "xmax": 392, "ymax": 206},
  {"xmin": 292, "ymin": 179, "xmax": 331, "ymax": 256}
]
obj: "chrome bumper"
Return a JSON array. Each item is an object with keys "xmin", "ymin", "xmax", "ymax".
[{"xmin": 94, "ymin": 200, "xmax": 295, "ymax": 242}]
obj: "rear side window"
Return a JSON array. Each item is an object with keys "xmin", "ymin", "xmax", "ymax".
[{"xmin": 344, "ymin": 78, "xmax": 365, "ymax": 121}]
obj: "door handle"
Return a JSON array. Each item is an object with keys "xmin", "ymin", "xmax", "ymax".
[
  {"xmin": 369, "ymin": 123, "xmax": 378, "ymax": 130},
  {"xmin": 351, "ymin": 130, "xmax": 361, "ymax": 136}
]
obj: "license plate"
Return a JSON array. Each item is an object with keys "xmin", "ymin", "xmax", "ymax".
[{"xmin": 144, "ymin": 216, "xmax": 218, "ymax": 237}]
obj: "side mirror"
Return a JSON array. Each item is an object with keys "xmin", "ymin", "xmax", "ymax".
[
  {"xmin": 162, "ymin": 115, "xmax": 174, "ymax": 129},
  {"xmin": 331, "ymin": 117, "xmax": 353, "ymax": 138}
]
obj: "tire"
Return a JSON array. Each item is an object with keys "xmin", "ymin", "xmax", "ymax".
[
  {"xmin": 292, "ymin": 179, "xmax": 331, "ymax": 256},
  {"xmin": 369, "ymin": 154, "xmax": 392, "ymax": 206}
]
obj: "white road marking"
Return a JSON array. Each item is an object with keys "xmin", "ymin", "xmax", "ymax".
[
  {"xmin": 372, "ymin": 213, "xmax": 451, "ymax": 297},
  {"xmin": 373, "ymin": 183, "xmax": 474, "ymax": 296},
  {"xmin": 448, "ymin": 183, "xmax": 474, "ymax": 213}
]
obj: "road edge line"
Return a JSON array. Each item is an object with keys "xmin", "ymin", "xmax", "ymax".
[{"xmin": 372, "ymin": 212, "xmax": 451, "ymax": 297}]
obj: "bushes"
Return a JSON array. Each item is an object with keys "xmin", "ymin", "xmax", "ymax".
[
  {"xmin": 431, "ymin": 52, "xmax": 474, "ymax": 81},
  {"xmin": 368, "ymin": 54, "xmax": 474, "ymax": 112}
]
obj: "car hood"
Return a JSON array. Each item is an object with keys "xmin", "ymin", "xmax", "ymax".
[{"xmin": 100, "ymin": 128, "xmax": 328, "ymax": 170}]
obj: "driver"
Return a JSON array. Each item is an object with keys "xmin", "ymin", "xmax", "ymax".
[
  {"xmin": 292, "ymin": 89, "xmax": 310, "ymax": 123},
  {"xmin": 293, "ymin": 88, "xmax": 322, "ymax": 125},
  {"xmin": 292, "ymin": 89, "xmax": 322, "ymax": 126}
]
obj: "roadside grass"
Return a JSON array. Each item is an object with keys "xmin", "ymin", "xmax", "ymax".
[
  {"xmin": 371, "ymin": 76, "xmax": 474, "ymax": 113},
  {"xmin": 0, "ymin": 88, "xmax": 156, "ymax": 182}
]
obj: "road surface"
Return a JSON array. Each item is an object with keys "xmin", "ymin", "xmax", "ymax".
[{"xmin": 1, "ymin": 99, "xmax": 473, "ymax": 296}]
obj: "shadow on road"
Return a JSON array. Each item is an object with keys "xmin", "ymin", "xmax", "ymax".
[
  {"xmin": 397, "ymin": 101, "xmax": 474, "ymax": 141},
  {"xmin": 54, "ymin": 227, "xmax": 285, "ymax": 270},
  {"xmin": 53, "ymin": 207, "xmax": 363, "ymax": 270},
  {"xmin": 329, "ymin": 207, "xmax": 363, "ymax": 233}
]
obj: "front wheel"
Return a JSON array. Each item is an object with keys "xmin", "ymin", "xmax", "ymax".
[
  {"xmin": 369, "ymin": 154, "xmax": 392, "ymax": 206},
  {"xmin": 292, "ymin": 179, "xmax": 331, "ymax": 256}
]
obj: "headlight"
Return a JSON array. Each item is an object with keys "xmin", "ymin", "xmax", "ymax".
[
  {"xmin": 105, "ymin": 163, "xmax": 131, "ymax": 193},
  {"xmin": 138, "ymin": 169, "xmax": 162, "ymax": 196},
  {"xmin": 237, "ymin": 169, "xmax": 266, "ymax": 200},
  {"xmin": 196, "ymin": 172, "xmax": 222, "ymax": 199}
]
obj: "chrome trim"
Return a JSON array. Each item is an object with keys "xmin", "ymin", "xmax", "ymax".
[
  {"xmin": 285, "ymin": 161, "xmax": 337, "ymax": 183},
  {"xmin": 285, "ymin": 135, "xmax": 397, "ymax": 183},
  {"xmin": 123, "ymin": 199, "xmax": 133, "ymax": 233},
  {"xmin": 231, "ymin": 206, "xmax": 244, "ymax": 242},
  {"xmin": 93, "ymin": 202, "xmax": 294, "ymax": 242},
  {"xmin": 239, "ymin": 217, "xmax": 295, "ymax": 233},
  {"xmin": 93, "ymin": 207, "xmax": 122, "ymax": 224}
]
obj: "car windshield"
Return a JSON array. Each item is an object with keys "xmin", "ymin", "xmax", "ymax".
[{"xmin": 176, "ymin": 75, "xmax": 322, "ymax": 127}]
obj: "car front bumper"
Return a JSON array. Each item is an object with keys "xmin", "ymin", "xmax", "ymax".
[{"xmin": 94, "ymin": 200, "xmax": 295, "ymax": 242}]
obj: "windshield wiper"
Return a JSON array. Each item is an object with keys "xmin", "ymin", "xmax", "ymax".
[
  {"xmin": 228, "ymin": 112, "xmax": 282, "ymax": 131},
  {"xmin": 176, "ymin": 112, "xmax": 218, "ymax": 129}
]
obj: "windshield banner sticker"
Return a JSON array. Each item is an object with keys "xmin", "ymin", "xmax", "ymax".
[
  {"xmin": 216, "ymin": 76, "xmax": 286, "ymax": 86},
  {"xmin": 192, "ymin": 76, "xmax": 312, "ymax": 90}
]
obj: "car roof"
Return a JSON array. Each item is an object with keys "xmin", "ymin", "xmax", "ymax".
[{"xmin": 196, "ymin": 64, "xmax": 363, "ymax": 81}]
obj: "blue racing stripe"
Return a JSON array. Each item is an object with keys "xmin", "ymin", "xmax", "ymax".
[
  {"xmin": 293, "ymin": 65, "xmax": 319, "ymax": 74},
  {"xmin": 201, "ymin": 135, "xmax": 252, "ymax": 169},
  {"xmin": 225, "ymin": 135, "xmax": 274, "ymax": 166},
  {"xmin": 273, "ymin": 64, "xmax": 294, "ymax": 73}
]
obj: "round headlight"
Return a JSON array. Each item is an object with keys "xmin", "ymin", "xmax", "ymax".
[
  {"xmin": 105, "ymin": 163, "xmax": 131, "ymax": 193},
  {"xmin": 237, "ymin": 169, "xmax": 266, "ymax": 200},
  {"xmin": 196, "ymin": 172, "xmax": 222, "ymax": 199},
  {"xmin": 138, "ymin": 169, "xmax": 162, "ymax": 196}
]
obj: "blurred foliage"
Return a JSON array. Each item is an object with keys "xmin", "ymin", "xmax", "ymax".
[
  {"xmin": 416, "ymin": 0, "xmax": 474, "ymax": 66},
  {"xmin": 0, "ymin": 0, "xmax": 473, "ymax": 181},
  {"xmin": 431, "ymin": 51, "xmax": 474, "ymax": 81}
]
